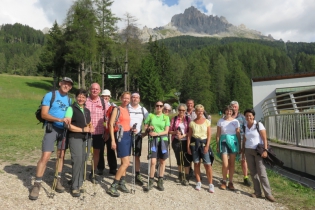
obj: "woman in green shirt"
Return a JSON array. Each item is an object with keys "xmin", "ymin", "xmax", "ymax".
[
  {"xmin": 144, "ymin": 101, "xmax": 170, "ymax": 191},
  {"xmin": 64, "ymin": 89, "xmax": 94, "ymax": 197}
]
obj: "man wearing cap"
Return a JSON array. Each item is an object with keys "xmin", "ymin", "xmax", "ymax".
[
  {"xmin": 98, "ymin": 89, "xmax": 117, "ymax": 175},
  {"xmin": 128, "ymin": 92, "xmax": 148, "ymax": 185},
  {"xmin": 85, "ymin": 83, "xmax": 108, "ymax": 183},
  {"xmin": 230, "ymin": 100, "xmax": 252, "ymax": 187},
  {"xmin": 29, "ymin": 77, "xmax": 73, "ymax": 200}
]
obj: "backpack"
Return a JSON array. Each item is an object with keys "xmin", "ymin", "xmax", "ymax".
[
  {"xmin": 172, "ymin": 115, "xmax": 189, "ymax": 133},
  {"xmin": 35, "ymin": 91, "xmax": 56, "ymax": 127},
  {"xmin": 104, "ymin": 106, "xmax": 120, "ymax": 132},
  {"xmin": 35, "ymin": 91, "xmax": 71, "ymax": 127}
]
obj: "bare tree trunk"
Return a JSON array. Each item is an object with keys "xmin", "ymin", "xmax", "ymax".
[
  {"xmin": 81, "ymin": 62, "xmax": 85, "ymax": 89},
  {"xmin": 78, "ymin": 65, "xmax": 81, "ymax": 89},
  {"xmin": 89, "ymin": 64, "xmax": 92, "ymax": 86},
  {"xmin": 124, "ymin": 49, "xmax": 128, "ymax": 91},
  {"xmin": 101, "ymin": 52, "xmax": 104, "ymax": 91}
]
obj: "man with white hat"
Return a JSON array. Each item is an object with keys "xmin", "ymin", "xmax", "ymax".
[{"xmin": 98, "ymin": 89, "xmax": 117, "ymax": 175}]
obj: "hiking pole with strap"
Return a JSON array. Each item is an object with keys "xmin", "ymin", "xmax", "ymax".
[
  {"xmin": 90, "ymin": 133, "xmax": 96, "ymax": 197},
  {"xmin": 50, "ymin": 128, "xmax": 67, "ymax": 198},
  {"xmin": 178, "ymin": 127, "xmax": 184, "ymax": 181},
  {"xmin": 168, "ymin": 133, "xmax": 172, "ymax": 178},
  {"xmin": 81, "ymin": 134, "xmax": 89, "ymax": 201},
  {"xmin": 130, "ymin": 123, "xmax": 137, "ymax": 194},
  {"xmin": 143, "ymin": 128, "xmax": 152, "ymax": 192}
]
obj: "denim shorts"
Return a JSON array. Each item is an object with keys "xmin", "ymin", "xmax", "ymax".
[
  {"xmin": 116, "ymin": 131, "xmax": 131, "ymax": 158},
  {"xmin": 190, "ymin": 144, "xmax": 212, "ymax": 165},
  {"xmin": 220, "ymin": 141, "xmax": 238, "ymax": 155}
]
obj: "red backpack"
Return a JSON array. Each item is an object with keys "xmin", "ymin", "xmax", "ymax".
[{"xmin": 104, "ymin": 106, "xmax": 120, "ymax": 132}]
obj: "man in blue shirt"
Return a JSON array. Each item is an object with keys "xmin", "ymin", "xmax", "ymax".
[{"xmin": 29, "ymin": 77, "xmax": 73, "ymax": 200}]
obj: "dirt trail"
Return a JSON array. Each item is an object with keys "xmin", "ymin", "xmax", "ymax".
[{"xmin": 0, "ymin": 127, "xmax": 287, "ymax": 210}]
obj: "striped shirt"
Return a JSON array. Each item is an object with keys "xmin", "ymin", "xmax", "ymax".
[{"xmin": 85, "ymin": 97, "xmax": 107, "ymax": 135}]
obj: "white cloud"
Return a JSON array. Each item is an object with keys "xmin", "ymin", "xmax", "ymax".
[{"xmin": 0, "ymin": 0, "xmax": 314, "ymax": 42}]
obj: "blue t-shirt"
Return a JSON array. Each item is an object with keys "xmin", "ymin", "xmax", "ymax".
[{"xmin": 42, "ymin": 91, "xmax": 71, "ymax": 128}]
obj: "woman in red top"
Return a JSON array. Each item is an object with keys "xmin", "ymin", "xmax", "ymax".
[{"xmin": 107, "ymin": 92, "xmax": 135, "ymax": 197}]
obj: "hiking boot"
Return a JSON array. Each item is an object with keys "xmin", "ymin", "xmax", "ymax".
[
  {"xmin": 243, "ymin": 177, "xmax": 252, "ymax": 187},
  {"xmin": 97, "ymin": 169, "xmax": 104, "ymax": 175},
  {"xmin": 135, "ymin": 174, "xmax": 144, "ymax": 186},
  {"xmin": 118, "ymin": 179, "xmax": 130, "ymax": 193},
  {"xmin": 71, "ymin": 189, "xmax": 80, "ymax": 197},
  {"xmin": 145, "ymin": 178, "xmax": 154, "ymax": 191},
  {"xmin": 107, "ymin": 183, "xmax": 120, "ymax": 197},
  {"xmin": 189, "ymin": 167, "xmax": 194, "ymax": 177},
  {"xmin": 175, "ymin": 172, "xmax": 183, "ymax": 183},
  {"xmin": 181, "ymin": 174, "xmax": 190, "ymax": 186},
  {"xmin": 109, "ymin": 169, "xmax": 117, "ymax": 175},
  {"xmin": 209, "ymin": 184, "xmax": 215, "ymax": 193},
  {"xmin": 251, "ymin": 193, "xmax": 262, "ymax": 198},
  {"xmin": 29, "ymin": 182, "xmax": 41, "ymax": 200},
  {"xmin": 265, "ymin": 195, "xmax": 276, "ymax": 202},
  {"xmin": 195, "ymin": 182, "xmax": 201, "ymax": 191},
  {"xmin": 89, "ymin": 173, "xmax": 98, "ymax": 184},
  {"xmin": 80, "ymin": 187, "xmax": 85, "ymax": 193},
  {"xmin": 219, "ymin": 181, "xmax": 227, "ymax": 190},
  {"xmin": 157, "ymin": 177, "xmax": 164, "ymax": 191},
  {"xmin": 55, "ymin": 177, "xmax": 65, "ymax": 193},
  {"xmin": 228, "ymin": 182, "xmax": 235, "ymax": 191}
]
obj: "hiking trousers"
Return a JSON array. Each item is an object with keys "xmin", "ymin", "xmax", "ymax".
[
  {"xmin": 69, "ymin": 137, "xmax": 90, "ymax": 190},
  {"xmin": 245, "ymin": 148, "xmax": 272, "ymax": 197}
]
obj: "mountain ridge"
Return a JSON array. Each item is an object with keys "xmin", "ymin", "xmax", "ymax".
[{"xmin": 138, "ymin": 6, "xmax": 274, "ymax": 42}]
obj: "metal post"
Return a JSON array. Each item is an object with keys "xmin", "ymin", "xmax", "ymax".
[
  {"xmin": 295, "ymin": 113, "xmax": 300, "ymax": 146},
  {"xmin": 124, "ymin": 49, "xmax": 128, "ymax": 91}
]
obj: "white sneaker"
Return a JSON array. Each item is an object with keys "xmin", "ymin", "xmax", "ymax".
[
  {"xmin": 195, "ymin": 182, "xmax": 201, "ymax": 191},
  {"xmin": 209, "ymin": 184, "xmax": 215, "ymax": 193}
]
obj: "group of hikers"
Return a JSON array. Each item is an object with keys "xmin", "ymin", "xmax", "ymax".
[{"xmin": 29, "ymin": 77, "xmax": 275, "ymax": 203}]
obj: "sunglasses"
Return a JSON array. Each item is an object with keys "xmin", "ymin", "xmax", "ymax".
[
  {"xmin": 156, "ymin": 104, "xmax": 163, "ymax": 108},
  {"xmin": 178, "ymin": 109, "xmax": 185, "ymax": 112},
  {"xmin": 164, "ymin": 109, "xmax": 171, "ymax": 112}
]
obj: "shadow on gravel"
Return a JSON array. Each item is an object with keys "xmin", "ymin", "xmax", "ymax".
[{"xmin": 3, "ymin": 158, "xmax": 72, "ymax": 193}]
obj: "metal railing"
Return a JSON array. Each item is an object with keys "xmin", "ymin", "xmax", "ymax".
[{"xmin": 262, "ymin": 87, "xmax": 315, "ymax": 148}]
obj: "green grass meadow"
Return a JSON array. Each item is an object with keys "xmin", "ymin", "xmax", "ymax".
[{"xmin": 0, "ymin": 74, "xmax": 315, "ymax": 209}]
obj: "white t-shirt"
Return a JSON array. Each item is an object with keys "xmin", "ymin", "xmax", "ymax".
[
  {"xmin": 178, "ymin": 122, "xmax": 187, "ymax": 141},
  {"xmin": 244, "ymin": 121, "xmax": 265, "ymax": 149},
  {"xmin": 128, "ymin": 104, "xmax": 149, "ymax": 134},
  {"xmin": 217, "ymin": 118, "xmax": 240, "ymax": 135}
]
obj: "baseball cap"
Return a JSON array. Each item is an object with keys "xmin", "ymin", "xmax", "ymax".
[
  {"xmin": 61, "ymin": 77, "xmax": 73, "ymax": 84},
  {"xmin": 101, "ymin": 89, "xmax": 111, "ymax": 97}
]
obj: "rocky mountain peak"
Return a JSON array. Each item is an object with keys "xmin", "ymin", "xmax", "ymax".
[{"xmin": 171, "ymin": 6, "xmax": 232, "ymax": 35}]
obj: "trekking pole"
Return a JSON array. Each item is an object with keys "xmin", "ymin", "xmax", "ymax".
[
  {"xmin": 130, "ymin": 123, "xmax": 137, "ymax": 194},
  {"xmin": 90, "ymin": 133, "xmax": 96, "ymax": 196},
  {"xmin": 50, "ymin": 129, "xmax": 67, "ymax": 198},
  {"xmin": 180, "ymin": 140, "xmax": 185, "ymax": 182},
  {"xmin": 168, "ymin": 133, "xmax": 172, "ymax": 177},
  {"xmin": 143, "ymin": 129, "xmax": 152, "ymax": 192},
  {"xmin": 81, "ymin": 136, "xmax": 88, "ymax": 201}
]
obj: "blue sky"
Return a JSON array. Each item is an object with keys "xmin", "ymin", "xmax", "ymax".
[{"xmin": 1, "ymin": 0, "xmax": 315, "ymax": 42}]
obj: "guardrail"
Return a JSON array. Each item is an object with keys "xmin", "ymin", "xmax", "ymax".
[
  {"xmin": 262, "ymin": 87, "xmax": 315, "ymax": 148},
  {"xmin": 264, "ymin": 113, "xmax": 315, "ymax": 148}
]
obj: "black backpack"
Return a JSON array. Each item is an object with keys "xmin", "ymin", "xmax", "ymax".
[{"xmin": 35, "ymin": 91, "xmax": 56, "ymax": 127}]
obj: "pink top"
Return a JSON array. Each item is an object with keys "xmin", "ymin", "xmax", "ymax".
[
  {"xmin": 85, "ymin": 97, "xmax": 107, "ymax": 135},
  {"xmin": 169, "ymin": 115, "xmax": 190, "ymax": 141}
]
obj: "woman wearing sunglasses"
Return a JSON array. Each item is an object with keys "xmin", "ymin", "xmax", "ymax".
[
  {"xmin": 169, "ymin": 103, "xmax": 191, "ymax": 185},
  {"xmin": 144, "ymin": 101, "xmax": 170, "ymax": 191}
]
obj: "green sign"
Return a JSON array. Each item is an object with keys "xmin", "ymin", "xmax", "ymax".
[{"xmin": 108, "ymin": 74, "xmax": 122, "ymax": 79}]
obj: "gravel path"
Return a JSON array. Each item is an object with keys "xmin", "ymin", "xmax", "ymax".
[{"xmin": 0, "ymin": 127, "xmax": 287, "ymax": 210}]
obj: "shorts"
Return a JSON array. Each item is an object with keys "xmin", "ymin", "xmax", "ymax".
[
  {"xmin": 42, "ymin": 125, "xmax": 67, "ymax": 152},
  {"xmin": 151, "ymin": 140, "xmax": 169, "ymax": 160},
  {"xmin": 172, "ymin": 139, "xmax": 191, "ymax": 167},
  {"xmin": 92, "ymin": 134, "xmax": 104, "ymax": 150},
  {"xmin": 116, "ymin": 131, "xmax": 131, "ymax": 158},
  {"xmin": 190, "ymin": 144, "xmax": 212, "ymax": 165},
  {"xmin": 220, "ymin": 141, "xmax": 238, "ymax": 155},
  {"xmin": 131, "ymin": 134, "xmax": 142, "ymax": 156}
]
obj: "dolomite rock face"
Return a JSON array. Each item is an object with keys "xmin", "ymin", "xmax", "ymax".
[{"xmin": 137, "ymin": 6, "xmax": 274, "ymax": 42}]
